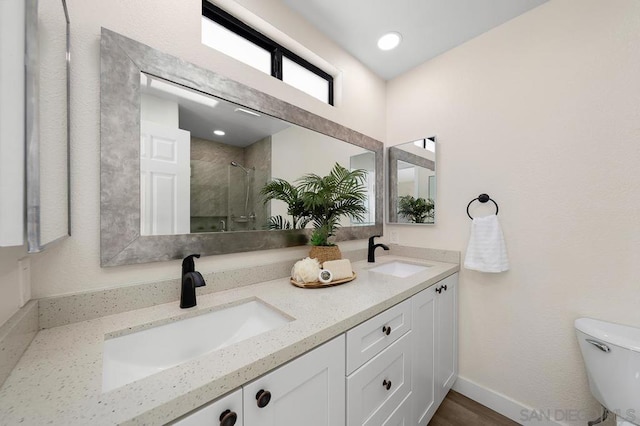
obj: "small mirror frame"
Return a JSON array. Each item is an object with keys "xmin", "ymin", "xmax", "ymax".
[
  {"xmin": 387, "ymin": 138, "xmax": 436, "ymax": 224},
  {"xmin": 100, "ymin": 29, "xmax": 383, "ymax": 266}
]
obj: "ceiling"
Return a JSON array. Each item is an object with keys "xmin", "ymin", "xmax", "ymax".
[
  {"xmin": 282, "ymin": 0, "xmax": 548, "ymax": 80},
  {"xmin": 141, "ymin": 74, "xmax": 290, "ymax": 146}
]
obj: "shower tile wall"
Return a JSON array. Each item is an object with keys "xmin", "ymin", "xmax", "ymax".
[
  {"xmin": 190, "ymin": 136, "xmax": 271, "ymax": 233},
  {"xmin": 190, "ymin": 137, "xmax": 242, "ymax": 233},
  {"xmin": 245, "ymin": 136, "xmax": 271, "ymax": 230}
]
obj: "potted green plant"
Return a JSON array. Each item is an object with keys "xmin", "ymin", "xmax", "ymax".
[
  {"xmin": 261, "ymin": 163, "xmax": 368, "ymax": 263},
  {"xmin": 300, "ymin": 163, "xmax": 368, "ymax": 262},
  {"xmin": 397, "ymin": 195, "xmax": 434, "ymax": 223}
]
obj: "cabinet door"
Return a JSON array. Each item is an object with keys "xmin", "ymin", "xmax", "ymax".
[
  {"xmin": 243, "ymin": 335, "xmax": 345, "ymax": 426},
  {"xmin": 173, "ymin": 388, "xmax": 243, "ymax": 426},
  {"xmin": 411, "ymin": 286, "xmax": 437, "ymax": 426},
  {"xmin": 436, "ymin": 273, "xmax": 458, "ymax": 404}
]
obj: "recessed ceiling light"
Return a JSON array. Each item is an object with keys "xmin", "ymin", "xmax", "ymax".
[
  {"xmin": 377, "ymin": 32, "xmax": 402, "ymax": 51},
  {"xmin": 213, "ymin": 130, "xmax": 225, "ymax": 136}
]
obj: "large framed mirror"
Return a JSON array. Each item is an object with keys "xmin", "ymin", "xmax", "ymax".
[
  {"xmin": 388, "ymin": 137, "xmax": 436, "ymax": 225},
  {"xmin": 100, "ymin": 29, "xmax": 383, "ymax": 266}
]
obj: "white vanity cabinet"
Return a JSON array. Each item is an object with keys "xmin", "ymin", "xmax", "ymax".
[
  {"xmin": 171, "ymin": 272, "xmax": 458, "ymax": 426},
  {"xmin": 412, "ymin": 272, "xmax": 458, "ymax": 426},
  {"xmin": 243, "ymin": 335, "xmax": 345, "ymax": 426}
]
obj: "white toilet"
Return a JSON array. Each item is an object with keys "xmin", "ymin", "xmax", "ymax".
[{"xmin": 575, "ymin": 318, "xmax": 640, "ymax": 426}]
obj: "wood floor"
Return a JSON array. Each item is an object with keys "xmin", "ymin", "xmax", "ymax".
[{"xmin": 429, "ymin": 391, "xmax": 520, "ymax": 426}]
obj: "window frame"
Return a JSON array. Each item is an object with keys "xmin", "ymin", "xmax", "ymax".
[{"xmin": 202, "ymin": 1, "xmax": 334, "ymax": 105}]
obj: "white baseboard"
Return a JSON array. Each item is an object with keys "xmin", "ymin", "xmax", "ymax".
[{"xmin": 452, "ymin": 376, "xmax": 567, "ymax": 426}]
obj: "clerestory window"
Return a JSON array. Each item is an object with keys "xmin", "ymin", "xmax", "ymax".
[{"xmin": 202, "ymin": 1, "xmax": 334, "ymax": 105}]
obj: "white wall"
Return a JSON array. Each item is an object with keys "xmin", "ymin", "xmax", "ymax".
[
  {"xmin": 1, "ymin": 0, "xmax": 384, "ymax": 307},
  {"xmin": 0, "ymin": 246, "xmax": 26, "ymax": 326},
  {"xmin": 386, "ymin": 0, "xmax": 640, "ymax": 424},
  {"xmin": 140, "ymin": 94, "xmax": 179, "ymax": 127},
  {"xmin": 270, "ymin": 125, "xmax": 368, "ymax": 225}
]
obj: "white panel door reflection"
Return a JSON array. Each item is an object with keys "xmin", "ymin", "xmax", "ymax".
[{"xmin": 140, "ymin": 121, "xmax": 190, "ymax": 235}]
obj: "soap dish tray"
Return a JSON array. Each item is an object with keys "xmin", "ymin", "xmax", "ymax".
[{"xmin": 290, "ymin": 272, "xmax": 357, "ymax": 289}]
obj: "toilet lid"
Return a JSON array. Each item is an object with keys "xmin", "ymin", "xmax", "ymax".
[{"xmin": 575, "ymin": 318, "xmax": 640, "ymax": 352}]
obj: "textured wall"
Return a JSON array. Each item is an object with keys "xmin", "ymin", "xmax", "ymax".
[
  {"xmin": 245, "ymin": 136, "xmax": 271, "ymax": 229},
  {"xmin": 15, "ymin": 0, "xmax": 385, "ymax": 303},
  {"xmin": 386, "ymin": 1, "xmax": 640, "ymax": 424}
]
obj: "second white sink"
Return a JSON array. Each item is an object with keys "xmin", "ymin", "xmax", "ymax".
[
  {"xmin": 369, "ymin": 261, "xmax": 430, "ymax": 278},
  {"xmin": 102, "ymin": 299, "xmax": 290, "ymax": 392}
]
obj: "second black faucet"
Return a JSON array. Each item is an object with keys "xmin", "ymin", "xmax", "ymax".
[
  {"xmin": 368, "ymin": 235, "xmax": 389, "ymax": 262},
  {"xmin": 180, "ymin": 254, "xmax": 206, "ymax": 309}
]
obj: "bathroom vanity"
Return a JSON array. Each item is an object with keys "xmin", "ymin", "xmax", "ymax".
[
  {"xmin": 177, "ymin": 271, "xmax": 457, "ymax": 426},
  {"xmin": 0, "ymin": 254, "xmax": 458, "ymax": 425}
]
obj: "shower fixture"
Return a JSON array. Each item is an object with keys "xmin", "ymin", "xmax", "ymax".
[
  {"xmin": 230, "ymin": 161, "xmax": 251, "ymax": 174},
  {"xmin": 230, "ymin": 161, "xmax": 255, "ymax": 224}
]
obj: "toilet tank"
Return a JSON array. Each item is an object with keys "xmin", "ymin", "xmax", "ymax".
[{"xmin": 575, "ymin": 318, "xmax": 640, "ymax": 426}]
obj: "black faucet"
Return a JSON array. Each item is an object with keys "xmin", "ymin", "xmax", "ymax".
[
  {"xmin": 180, "ymin": 254, "xmax": 206, "ymax": 309},
  {"xmin": 368, "ymin": 235, "xmax": 389, "ymax": 263}
]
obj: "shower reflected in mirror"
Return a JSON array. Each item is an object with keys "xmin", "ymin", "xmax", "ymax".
[{"xmin": 229, "ymin": 161, "xmax": 257, "ymax": 232}]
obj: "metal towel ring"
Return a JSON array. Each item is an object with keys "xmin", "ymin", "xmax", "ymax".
[{"xmin": 466, "ymin": 193, "xmax": 499, "ymax": 219}]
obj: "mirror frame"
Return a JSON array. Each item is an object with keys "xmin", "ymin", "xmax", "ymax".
[
  {"xmin": 100, "ymin": 28, "xmax": 383, "ymax": 266},
  {"xmin": 387, "ymin": 140, "xmax": 436, "ymax": 224}
]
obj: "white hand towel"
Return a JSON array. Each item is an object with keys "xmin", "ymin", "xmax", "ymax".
[
  {"xmin": 464, "ymin": 214, "xmax": 509, "ymax": 273},
  {"xmin": 322, "ymin": 259, "xmax": 353, "ymax": 281}
]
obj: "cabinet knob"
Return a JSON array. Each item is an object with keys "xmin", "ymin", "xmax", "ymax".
[
  {"xmin": 442, "ymin": 284, "xmax": 448, "ymax": 291},
  {"xmin": 382, "ymin": 379, "xmax": 392, "ymax": 390},
  {"xmin": 435, "ymin": 286, "xmax": 442, "ymax": 294},
  {"xmin": 219, "ymin": 409, "xmax": 237, "ymax": 426},
  {"xmin": 382, "ymin": 325, "xmax": 391, "ymax": 335},
  {"xmin": 256, "ymin": 389, "xmax": 271, "ymax": 408}
]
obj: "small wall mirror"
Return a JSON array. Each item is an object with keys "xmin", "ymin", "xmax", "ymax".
[{"xmin": 388, "ymin": 137, "xmax": 436, "ymax": 225}]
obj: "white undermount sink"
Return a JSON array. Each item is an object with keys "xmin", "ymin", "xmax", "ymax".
[
  {"xmin": 102, "ymin": 300, "xmax": 290, "ymax": 392},
  {"xmin": 368, "ymin": 261, "xmax": 430, "ymax": 278}
]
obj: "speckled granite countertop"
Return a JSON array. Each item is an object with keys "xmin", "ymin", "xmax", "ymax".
[{"xmin": 0, "ymin": 256, "xmax": 458, "ymax": 425}]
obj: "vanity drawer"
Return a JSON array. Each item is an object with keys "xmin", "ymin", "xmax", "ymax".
[
  {"xmin": 382, "ymin": 392, "xmax": 412, "ymax": 426},
  {"xmin": 346, "ymin": 331, "xmax": 412, "ymax": 426},
  {"xmin": 346, "ymin": 299, "xmax": 411, "ymax": 374}
]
